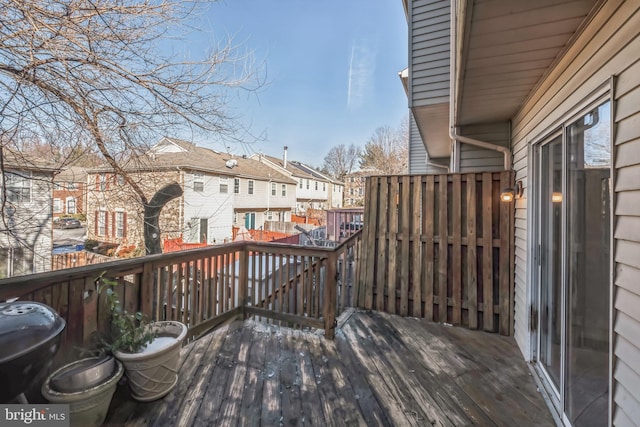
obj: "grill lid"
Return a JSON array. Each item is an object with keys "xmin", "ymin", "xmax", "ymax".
[{"xmin": 0, "ymin": 302, "xmax": 66, "ymax": 363}]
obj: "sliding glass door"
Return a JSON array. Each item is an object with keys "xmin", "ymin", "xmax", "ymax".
[{"xmin": 533, "ymin": 101, "xmax": 611, "ymax": 427}]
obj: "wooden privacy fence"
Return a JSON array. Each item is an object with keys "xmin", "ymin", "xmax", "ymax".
[{"xmin": 355, "ymin": 171, "xmax": 515, "ymax": 335}]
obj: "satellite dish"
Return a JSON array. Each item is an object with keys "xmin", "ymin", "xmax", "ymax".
[{"xmin": 225, "ymin": 159, "xmax": 238, "ymax": 168}]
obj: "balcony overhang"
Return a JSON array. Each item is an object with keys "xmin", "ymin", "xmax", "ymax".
[
  {"xmin": 454, "ymin": 0, "xmax": 603, "ymax": 127},
  {"xmin": 412, "ymin": 102, "xmax": 451, "ymax": 159}
]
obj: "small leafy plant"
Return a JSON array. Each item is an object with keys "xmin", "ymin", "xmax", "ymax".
[{"xmin": 96, "ymin": 274, "xmax": 157, "ymax": 354}]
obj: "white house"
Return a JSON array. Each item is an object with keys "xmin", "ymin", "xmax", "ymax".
[
  {"xmin": 251, "ymin": 147, "xmax": 342, "ymax": 213},
  {"xmin": 0, "ymin": 152, "xmax": 56, "ymax": 277}
]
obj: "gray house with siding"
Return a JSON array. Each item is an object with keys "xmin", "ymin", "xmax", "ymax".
[{"xmin": 403, "ymin": 0, "xmax": 639, "ymax": 425}]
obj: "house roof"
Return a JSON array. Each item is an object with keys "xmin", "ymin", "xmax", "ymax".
[
  {"xmin": 253, "ymin": 153, "xmax": 343, "ymax": 184},
  {"xmin": 89, "ymin": 138, "xmax": 296, "ymax": 185},
  {"xmin": 254, "ymin": 153, "xmax": 318, "ymax": 180},
  {"xmin": 54, "ymin": 166, "xmax": 87, "ymax": 183},
  {"xmin": 291, "ymin": 161, "xmax": 344, "ymax": 185},
  {"xmin": 1, "ymin": 149, "xmax": 59, "ymax": 173}
]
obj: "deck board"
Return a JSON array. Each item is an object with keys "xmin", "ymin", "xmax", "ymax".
[{"xmin": 104, "ymin": 311, "xmax": 554, "ymax": 427}]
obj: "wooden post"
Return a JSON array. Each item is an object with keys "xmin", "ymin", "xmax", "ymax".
[
  {"xmin": 324, "ymin": 252, "xmax": 337, "ymax": 339},
  {"xmin": 238, "ymin": 247, "xmax": 248, "ymax": 319},
  {"xmin": 140, "ymin": 261, "xmax": 154, "ymax": 319}
]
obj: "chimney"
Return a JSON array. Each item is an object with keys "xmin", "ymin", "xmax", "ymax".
[{"xmin": 283, "ymin": 146, "xmax": 288, "ymax": 169}]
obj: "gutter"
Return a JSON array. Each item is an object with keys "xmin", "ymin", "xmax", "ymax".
[{"xmin": 447, "ymin": 0, "xmax": 512, "ymax": 172}]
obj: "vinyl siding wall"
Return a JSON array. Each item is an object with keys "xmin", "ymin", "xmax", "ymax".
[
  {"xmin": 410, "ymin": 0, "xmax": 450, "ymax": 107},
  {"xmin": 509, "ymin": 1, "xmax": 640, "ymax": 423},
  {"xmin": 183, "ymin": 173, "xmax": 234, "ymax": 244},
  {"xmin": 408, "ymin": 112, "xmax": 448, "ymax": 174},
  {"xmin": 459, "ymin": 122, "xmax": 510, "ymax": 173}
]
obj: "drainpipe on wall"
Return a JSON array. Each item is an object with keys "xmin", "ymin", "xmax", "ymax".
[{"xmin": 447, "ymin": 0, "xmax": 512, "ymax": 172}]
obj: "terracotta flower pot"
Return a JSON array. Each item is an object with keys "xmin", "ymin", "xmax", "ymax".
[{"xmin": 114, "ymin": 321, "xmax": 187, "ymax": 402}]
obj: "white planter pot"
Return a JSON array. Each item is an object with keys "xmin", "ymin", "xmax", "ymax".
[
  {"xmin": 42, "ymin": 358, "xmax": 124, "ymax": 427},
  {"xmin": 114, "ymin": 320, "xmax": 187, "ymax": 402}
]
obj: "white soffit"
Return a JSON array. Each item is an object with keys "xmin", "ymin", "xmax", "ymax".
[{"xmin": 457, "ymin": 0, "xmax": 600, "ymax": 125}]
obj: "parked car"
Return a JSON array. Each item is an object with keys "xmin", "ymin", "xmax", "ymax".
[{"xmin": 54, "ymin": 218, "xmax": 82, "ymax": 229}]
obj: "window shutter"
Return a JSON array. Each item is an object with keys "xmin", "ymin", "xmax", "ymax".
[
  {"xmin": 105, "ymin": 212, "xmax": 109, "ymax": 236},
  {"xmin": 112, "ymin": 212, "xmax": 116, "ymax": 237},
  {"xmin": 123, "ymin": 212, "xmax": 128, "ymax": 237},
  {"xmin": 94, "ymin": 211, "xmax": 99, "ymax": 235}
]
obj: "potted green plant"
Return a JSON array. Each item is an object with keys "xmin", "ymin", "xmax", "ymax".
[{"xmin": 97, "ymin": 277, "xmax": 187, "ymax": 402}]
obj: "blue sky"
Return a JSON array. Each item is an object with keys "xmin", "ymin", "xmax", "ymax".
[{"xmin": 186, "ymin": 1, "xmax": 409, "ymax": 168}]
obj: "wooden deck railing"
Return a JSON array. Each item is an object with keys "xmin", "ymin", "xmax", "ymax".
[{"xmin": 0, "ymin": 233, "xmax": 362, "ymax": 364}]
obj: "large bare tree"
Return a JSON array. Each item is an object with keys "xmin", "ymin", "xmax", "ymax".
[
  {"xmin": 360, "ymin": 118, "xmax": 409, "ymax": 175},
  {"xmin": 0, "ymin": 0, "xmax": 261, "ymax": 254},
  {"xmin": 322, "ymin": 144, "xmax": 361, "ymax": 181}
]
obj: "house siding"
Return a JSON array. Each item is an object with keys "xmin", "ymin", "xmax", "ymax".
[
  {"xmin": 410, "ymin": 0, "xmax": 451, "ymax": 107},
  {"xmin": 408, "ymin": 111, "xmax": 447, "ymax": 174},
  {"xmin": 86, "ymin": 170, "xmax": 183, "ymax": 249},
  {"xmin": 0, "ymin": 170, "xmax": 53, "ymax": 276},
  {"xmin": 459, "ymin": 122, "xmax": 510, "ymax": 173},
  {"xmin": 183, "ymin": 173, "xmax": 234, "ymax": 244},
  {"xmin": 509, "ymin": 0, "xmax": 640, "ymax": 421}
]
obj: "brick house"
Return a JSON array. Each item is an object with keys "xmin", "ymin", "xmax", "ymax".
[{"xmin": 53, "ymin": 166, "xmax": 87, "ymax": 218}]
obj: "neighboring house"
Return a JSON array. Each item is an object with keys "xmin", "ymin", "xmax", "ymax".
[
  {"xmin": 0, "ymin": 152, "xmax": 56, "ymax": 277},
  {"xmin": 403, "ymin": 0, "xmax": 638, "ymax": 425},
  {"xmin": 293, "ymin": 162, "xmax": 344, "ymax": 209},
  {"xmin": 53, "ymin": 166, "xmax": 87, "ymax": 218},
  {"xmin": 343, "ymin": 169, "xmax": 376, "ymax": 207},
  {"xmin": 251, "ymin": 147, "xmax": 341, "ymax": 213},
  {"xmin": 85, "ymin": 138, "xmax": 296, "ymax": 250}
]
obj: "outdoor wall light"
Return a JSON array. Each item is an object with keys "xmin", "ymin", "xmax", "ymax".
[
  {"xmin": 500, "ymin": 181, "xmax": 523, "ymax": 203},
  {"xmin": 551, "ymin": 192, "xmax": 563, "ymax": 203}
]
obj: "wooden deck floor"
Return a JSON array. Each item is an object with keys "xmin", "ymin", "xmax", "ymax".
[{"xmin": 104, "ymin": 311, "xmax": 554, "ymax": 426}]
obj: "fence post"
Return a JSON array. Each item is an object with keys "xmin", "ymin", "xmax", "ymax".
[
  {"xmin": 324, "ymin": 252, "xmax": 337, "ymax": 339},
  {"xmin": 238, "ymin": 246, "xmax": 249, "ymax": 319},
  {"xmin": 140, "ymin": 261, "xmax": 154, "ymax": 319}
]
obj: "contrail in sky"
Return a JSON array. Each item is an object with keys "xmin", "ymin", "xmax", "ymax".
[{"xmin": 347, "ymin": 39, "xmax": 375, "ymax": 109}]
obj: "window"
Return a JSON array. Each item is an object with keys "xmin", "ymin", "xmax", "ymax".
[
  {"xmin": 117, "ymin": 175, "xmax": 125, "ymax": 186},
  {"xmin": 271, "ymin": 182, "xmax": 276, "ymax": 196},
  {"xmin": 96, "ymin": 210, "xmax": 107, "ymax": 236},
  {"xmin": 67, "ymin": 182, "xmax": 77, "ymax": 190},
  {"xmin": 193, "ymin": 173, "xmax": 204, "ymax": 192},
  {"xmin": 323, "ymin": 182, "xmax": 326, "ymax": 191},
  {"xmin": 99, "ymin": 174, "xmax": 107, "ymax": 191},
  {"xmin": 5, "ymin": 171, "xmax": 31, "ymax": 202},
  {"xmin": 234, "ymin": 178, "xmax": 240, "ymax": 194},
  {"xmin": 281, "ymin": 184, "xmax": 286, "ymax": 197},
  {"xmin": 315, "ymin": 181, "xmax": 318, "ymax": 190},
  {"xmin": 266, "ymin": 210, "xmax": 273, "ymax": 221},
  {"xmin": 54, "ymin": 182, "xmax": 62, "ymax": 190},
  {"xmin": 53, "ymin": 199, "xmax": 62, "ymax": 213},
  {"xmin": 115, "ymin": 211, "xmax": 126, "ymax": 238},
  {"xmin": 350, "ymin": 177, "xmax": 355, "ymax": 183},
  {"xmin": 0, "ymin": 247, "xmax": 33, "ymax": 278},
  {"xmin": 306, "ymin": 179, "xmax": 309, "ymax": 189},
  {"xmin": 219, "ymin": 176, "xmax": 229, "ymax": 194},
  {"xmin": 66, "ymin": 197, "xmax": 76, "ymax": 214},
  {"xmin": 248, "ymin": 180, "xmax": 254, "ymax": 195},
  {"xmin": 299, "ymin": 179, "xmax": 303, "ymax": 189}
]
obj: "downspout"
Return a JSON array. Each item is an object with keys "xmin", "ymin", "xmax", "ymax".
[{"xmin": 447, "ymin": 0, "xmax": 512, "ymax": 172}]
